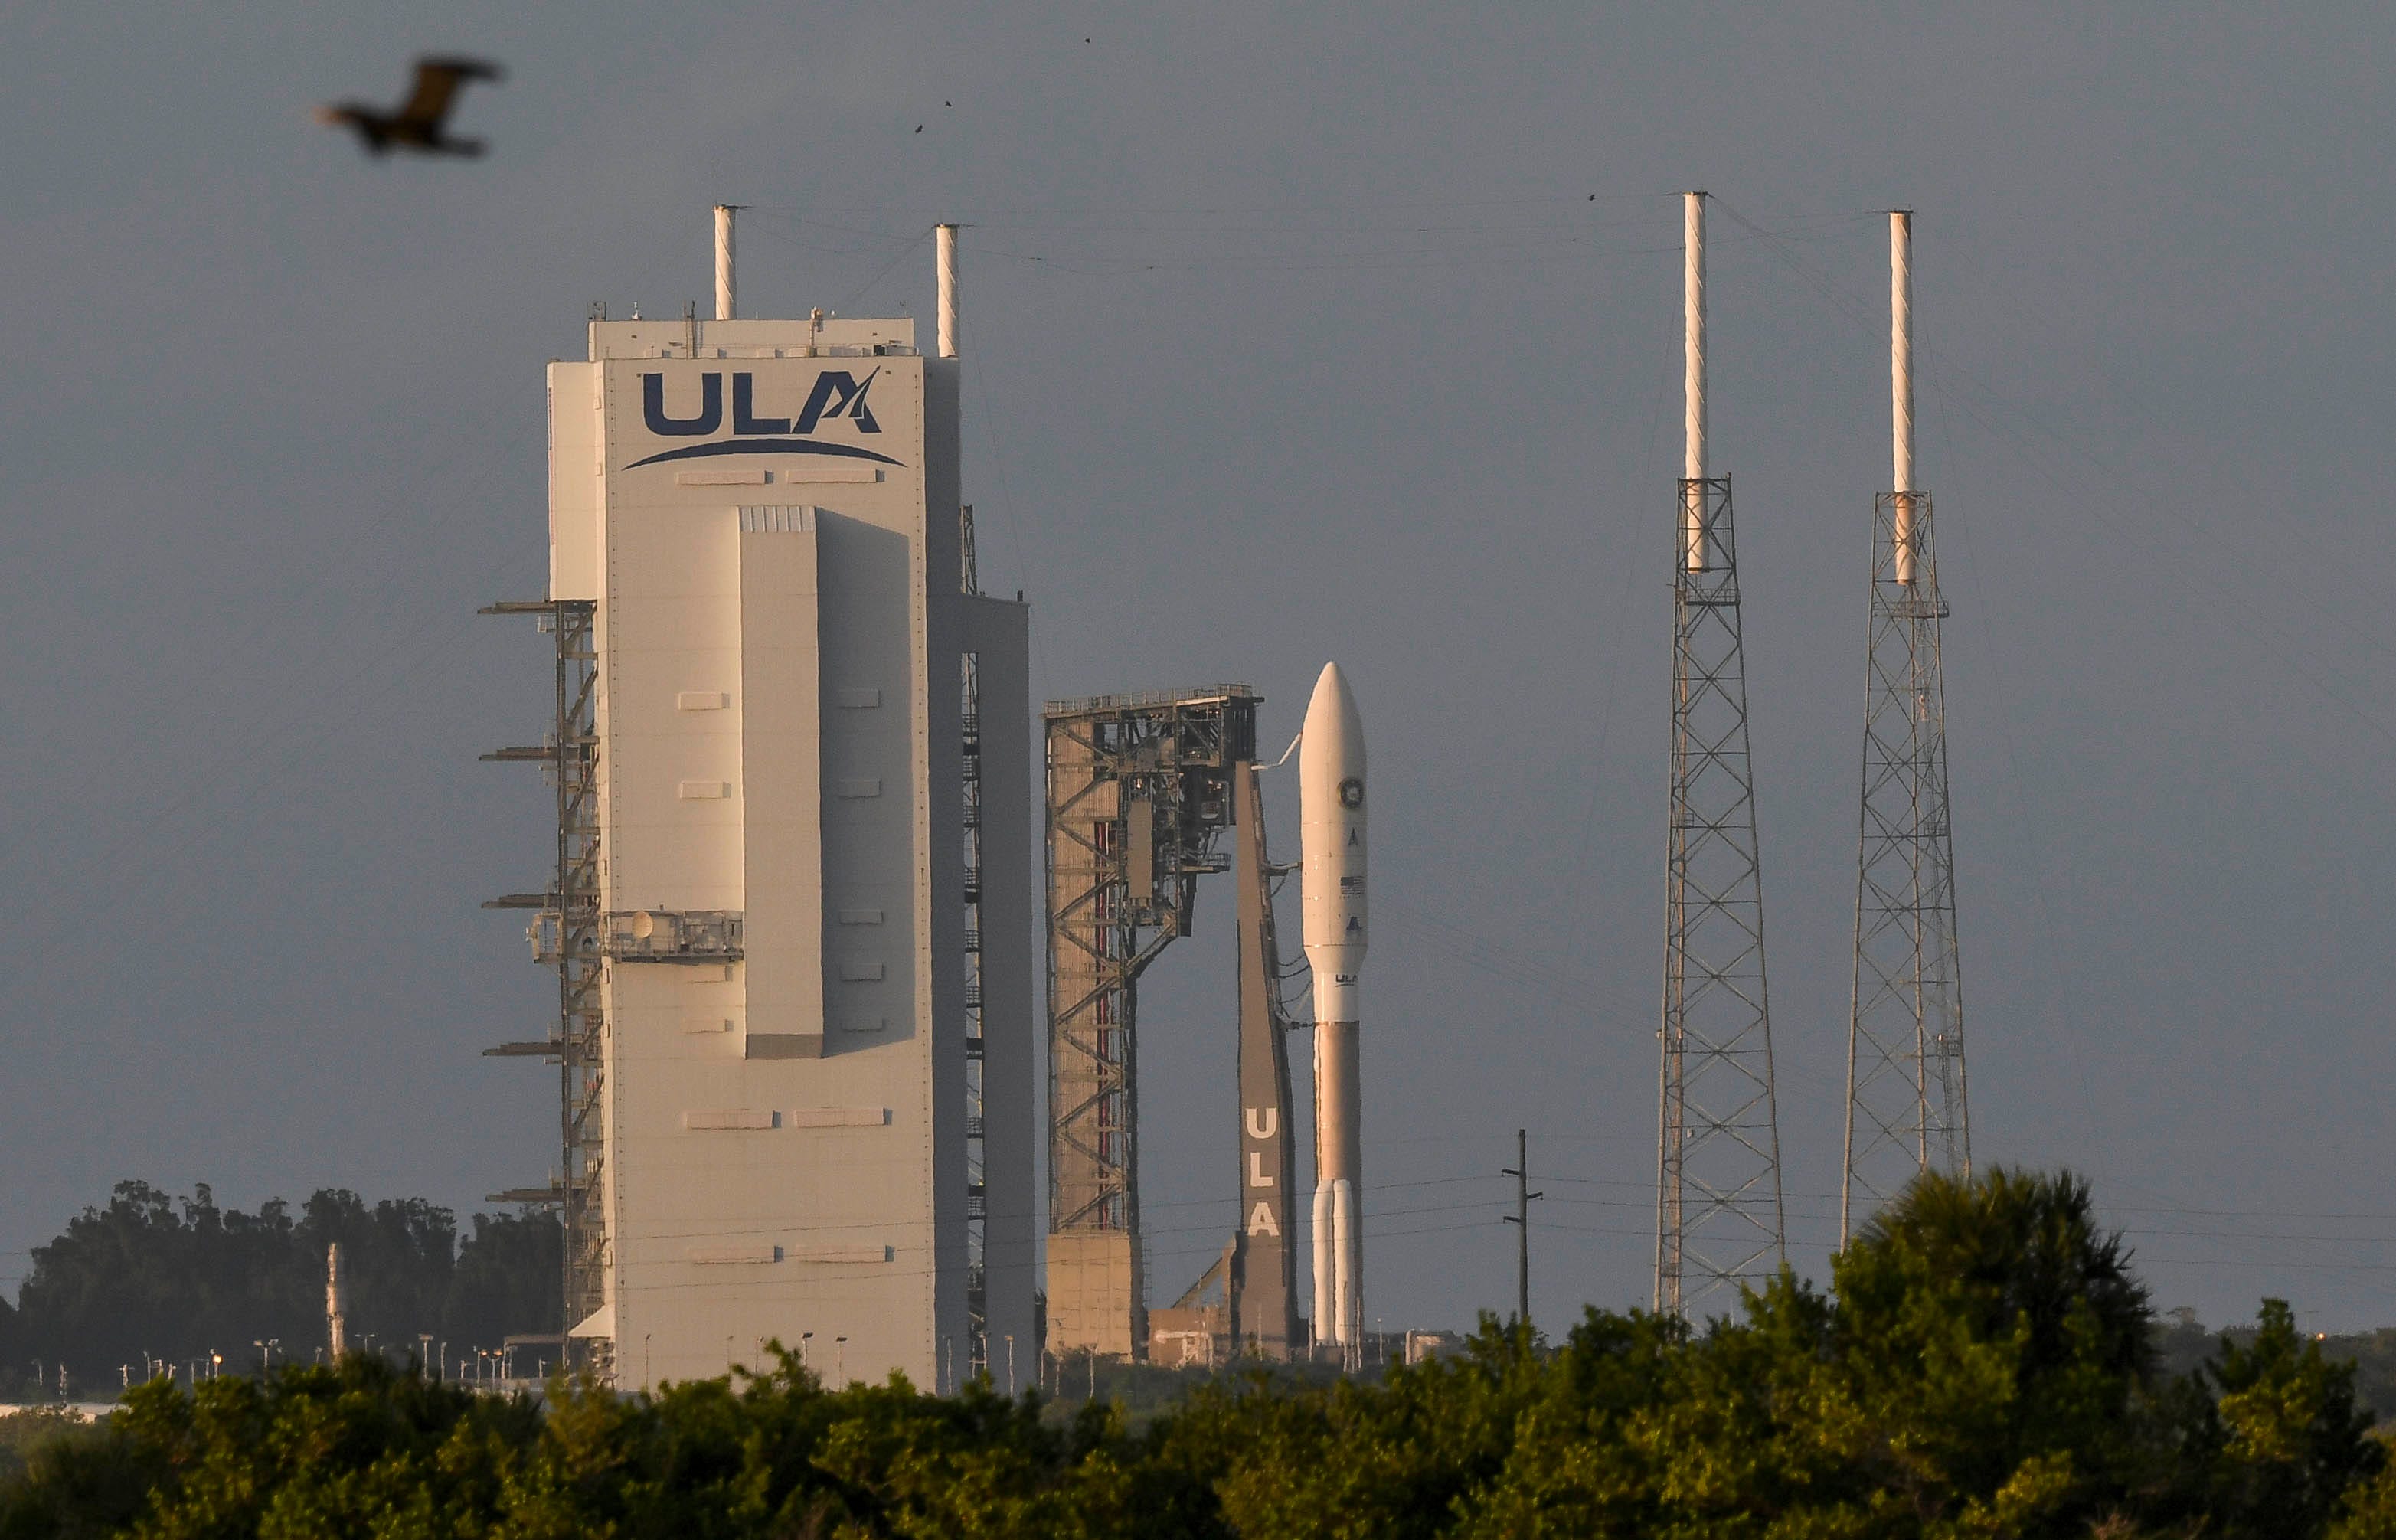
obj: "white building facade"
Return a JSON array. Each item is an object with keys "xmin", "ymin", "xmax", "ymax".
[{"xmin": 544, "ymin": 310, "xmax": 1033, "ymax": 1391}]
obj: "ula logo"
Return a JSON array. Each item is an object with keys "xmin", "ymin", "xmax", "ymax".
[{"xmin": 627, "ymin": 370, "xmax": 904, "ymax": 469}]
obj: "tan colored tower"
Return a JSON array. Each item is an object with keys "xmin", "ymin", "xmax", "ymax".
[{"xmin": 513, "ymin": 229, "xmax": 1033, "ymax": 1390}]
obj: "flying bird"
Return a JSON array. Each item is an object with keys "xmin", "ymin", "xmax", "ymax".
[{"xmin": 317, "ymin": 56, "xmax": 505, "ymax": 157}]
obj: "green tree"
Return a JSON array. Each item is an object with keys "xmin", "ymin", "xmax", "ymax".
[
  {"xmin": 2178, "ymin": 1300, "xmax": 2382, "ymax": 1538},
  {"xmin": 12, "ymin": 1182, "xmax": 316, "ymax": 1387},
  {"xmin": 3, "ymin": 1169, "xmax": 2389, "ymax": 1539},
  {"xmin": 10, "ymin": 1182, "xmax": 562, "ymax": 1384},
  {"xmin": 441, "ymin": 1210, "xmax": 562, "ymax": 1347},
  {"xmin": 294, "ymin": 1190, "xmax": 457, "ymax": 1355},
  {"xmin": 0, "ymin": 1356, "xmax": 534, "ymax": 1540},
  {"xmin": 0, "ymin": 1296, "xmax": 20, "ymax": 1398},
  {"xmin": 0, "ymin": 1411, "xmax": 99, "ymax": 1489},
  {"xmin": 2328, "ymin": 1453, "xmax": 2396, "ymax": 1540},
  {"xmin": 1822, "ymin": 1166, "xmax": 2159, "ymax": 1534},
  {"xmin": 1168, "ymin": 1319, "xmax": 1571, "ymax": 1539}
]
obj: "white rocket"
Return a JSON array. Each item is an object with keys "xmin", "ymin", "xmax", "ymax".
[
  {"xmin": 1300, "ymin": 662, "xmax": 1366, "ymax": 1353},
  {"xmin": 326, "ymin": 1242, "xmax": 348, "ymax": 1359}
]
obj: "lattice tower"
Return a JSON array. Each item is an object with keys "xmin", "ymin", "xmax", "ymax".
[
  {"xmin": 1043, "ymin": 688, "xmax": 1254, "ymax": 1359},
  {"xmin": 1842, "ymin": 211, "xmax": 1970, "ymax": 1242},
  {"xmin": 1842, "ymin": 495, "xmax": 1969, "ymax": 1233},
  {"xmin": 479, "ymin": 598, "xmax": 607, "ymax": 1375},
  {"xmin": 958, "ymin": 505, "xmax": 989, "ymax": 1379},
  {"xmin": 1656, "ymin": 477, "xmax": 1786, "ymax": 1316},
  {"xmin": 1656, "ymin": 191, "xmax": 1785, "ymax": 1318}
]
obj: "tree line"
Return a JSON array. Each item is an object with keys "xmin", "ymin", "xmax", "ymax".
[
  {"xmin": 0, "ymin": 1181, "xmax": 559, "ymax": 1397},
  {"xmin": 5, "ymin": 1168, "xmax": 2396, "ymax": 1537}
]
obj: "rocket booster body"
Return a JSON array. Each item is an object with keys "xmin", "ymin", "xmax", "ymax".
[
  {"xmin": 326, "ymin": 1242, "xmax": 349, "ymax": 1360},
  {"xmin": 1300, "ymin": 662, "xmax": 1367, "ymax": 1352}
]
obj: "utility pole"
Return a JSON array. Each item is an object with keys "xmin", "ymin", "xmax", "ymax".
[{"xmin": 1500, "ymin": 1129, "xmax": 1544, "ymax": 1329}]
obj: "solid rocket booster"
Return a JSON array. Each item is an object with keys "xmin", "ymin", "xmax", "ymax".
[{"xmin": 1300, "ymin": 662, "xmax": 1366, "ymax": 1351}]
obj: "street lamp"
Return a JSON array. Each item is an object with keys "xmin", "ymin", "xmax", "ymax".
[
  {"xmin": 835, "ymin": 1336, "xmax": 847, "ymax": 1385},
  {"xmin": 1005, "ymin": 1335, "xmax": 1015, "ymax": 1397},
  {"xmin": 800, "ymin": 1332, "xmax": 812, "ymax": 1373}
]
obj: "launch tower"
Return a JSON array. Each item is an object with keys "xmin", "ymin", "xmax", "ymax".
[
  {"xmin": 1655, "ymin": 191, "xmax": 1786, "ymax": 1318},
  {"xmin": 487, "ymin": 218, "xmax": 1035, "ymax": 1388},
  {"xmin": 1041, "ymin": 687, "xmax": 1258, "ymax": 1359},
  {"xmin": 1842, "ymin": 211, "xmax": 1969, "ymax": 1239}
]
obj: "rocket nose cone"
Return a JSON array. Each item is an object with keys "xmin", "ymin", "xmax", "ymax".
[{"xmin": 1303, "ymin": 662, "xmax": 1362, "ymax": 748}]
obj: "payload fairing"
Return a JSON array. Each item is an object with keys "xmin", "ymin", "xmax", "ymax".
[{"xmin": 1300, "ymin": 662, "xmax": 1367, "ymax": 1352}]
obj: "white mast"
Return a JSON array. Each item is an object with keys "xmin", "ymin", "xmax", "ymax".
[
  {"xmin": 1890, "ymin": 209, "xmax": 1916, "ymax": 584},
  {"xmin": 713, "ymin": 204, "xmax": 738, "ymax": 322},
  {"xmin": 1683, "ymin": 191, "xmax": 1709, "ymax": 572},
  {"xmin": 936, "ymin": 224, "xmax": 961, "ymax": 360}
]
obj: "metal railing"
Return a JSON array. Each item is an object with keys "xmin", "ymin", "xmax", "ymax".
[{"xmin": 597, "ymin": 910, "xmax": 744, "ymax": 961}]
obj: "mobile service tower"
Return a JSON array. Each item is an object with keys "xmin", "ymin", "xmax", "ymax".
[{"xmin": 492, "ymin": 219, "xmax": 1033, "ymax": 1392}]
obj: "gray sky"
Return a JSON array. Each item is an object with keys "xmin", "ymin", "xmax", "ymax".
[{"xmin": 3, "ymin": 2, "xmax": 2392, "ymax": 1337}]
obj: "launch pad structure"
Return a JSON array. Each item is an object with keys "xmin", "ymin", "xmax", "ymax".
[
  {"xmin": 478, "ymin": 597, "xmax": 606, "ymax": 1363},
  {"xmin": 1656, "ymin": 191, "xmax": 1786, "ymax": 1319},
  {"xmin": 483, "ymin": 214, "xmax": 1035, "ymax": 1390},
  {"xmin": 1041, "ymin": 687, "xmax": 1303, "ymax": 1362},
  {"xmin": 1842, "ymin": 211, "xmax": 1970, "ymax": 1238}
]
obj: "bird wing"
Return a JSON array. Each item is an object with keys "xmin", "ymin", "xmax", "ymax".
[{"xmin": 398, "ymin": 56, "xmax": 503, "ymax": 129}]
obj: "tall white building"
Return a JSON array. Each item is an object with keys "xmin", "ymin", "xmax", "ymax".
[{"xmin": 538, "ymin": 273, "xmax": 1033, "ymax": 1391}]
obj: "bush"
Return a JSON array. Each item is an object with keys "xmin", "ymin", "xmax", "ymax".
[{"xmin": 0, "ymin": 1169, "xmax": 2383, "ymax": 1538}]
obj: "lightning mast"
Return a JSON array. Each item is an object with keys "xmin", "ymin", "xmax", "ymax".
[
  {"xmin": 1656, "ymin": 191, "xmax": 1785, "ymax": 1317},
  {"xmin": 1842, "ymin": 210, "xmax": 1969, "ymax": 1241}
]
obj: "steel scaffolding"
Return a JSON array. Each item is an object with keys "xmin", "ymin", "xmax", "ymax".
[
  {"xmin": 1656, "ymin": 476, "xmax": 1785, "ymax": 1318},
  {"xmin": 958, "ymin": 502, "xmax": 990, "ymax": 1382},
  {"xmin": 479, "ymin": 598, "xmax": 608, "ymax": 1374},
  {"xmin": 1043, "ymin": 687, "xmax": 1256, "ymax": 1359},
  {"xmin": 961, "ymin": 651, "xmax": 989, "ymax": 1380},
  {"xmin": 1842, "ymin": 489, "xmax": 1969, "ymax": 1239}
]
